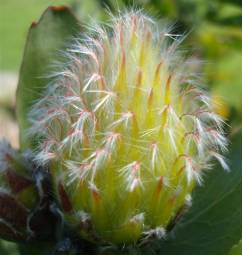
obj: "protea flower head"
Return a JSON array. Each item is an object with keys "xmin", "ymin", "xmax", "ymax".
[
  {"xmin": 0, "ymin": 140, "xmax": 52, "ymax": 241},
  {"xmin": 29, "ymin": 10, "xmax": 228, "ymax": 245}
]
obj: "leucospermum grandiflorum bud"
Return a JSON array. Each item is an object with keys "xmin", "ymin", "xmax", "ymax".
[
  {"xmin": 0, "ymin": 140, "xmax": 54, "ymax": 242},
  {"xmin": 29, "ymin": 11, "xmax": 228, "ymax": 245}
]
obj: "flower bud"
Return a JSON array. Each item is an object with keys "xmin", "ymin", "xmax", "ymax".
[{"xmin": 29, "ymin": 11, "xmax": 227, "ymax": 245}]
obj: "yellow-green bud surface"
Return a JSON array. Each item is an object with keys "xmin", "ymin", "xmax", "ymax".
[{"xmin": 29, "ymin": 11, "xmax": 228, "ymax": 245}]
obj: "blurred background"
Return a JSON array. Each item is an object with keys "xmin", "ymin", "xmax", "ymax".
[{"xmin": 0, "ymin": 0, "xmax": 242, "ymax": 254}]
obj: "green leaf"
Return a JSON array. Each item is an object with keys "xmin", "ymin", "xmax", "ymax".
[
  {"xmin": 217, "ymin": 15, "xmax": 242, "ymax": 27},
  {"xmin": 229, "ymin": 239, "xmax": 242, "ymax": 255},
  {"xmin": 18, "ymin": 243, "xmax": 55, "ymax": 255},
  {"xmin": 16, "ymin": 6, "xmax": 80, "ymax": 150},
  {"xmin": 155, "ymin": 132, "xmax": 242, "ymax": 255},
  {"xmin": 220, "ymin": 0, "xmax": 242, "ymax": 8},
  {"xmin": 212, "ymin": 51, "xmax": 242, "ymax": 115},
  {"xmin": 0, "ymin": 240, "xmax": 19, "ymax": 255}
]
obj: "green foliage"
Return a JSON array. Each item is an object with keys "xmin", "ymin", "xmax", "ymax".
[
  {"xmin": 212, "ymin": 51, "xmax": 242, "ymax": 114},
  {"xmin": 221, "ymin": 0, "xmax": 242, "ymax": 8},
  {"xmin": 18, "ymin": 243, "xmax": 56, "ymax": 255},
  {"xmin": 16, "ymin": 6, "xmax": 80, "ymax": 150},
  {"xmin": 0, "ymin": 240, "xmax": 18, "ymax": 255},
  {"xmin": 229, "ymin": 239, "xmax": 242, "ymax": 255},
  {"xmin": 218, "ymin": 15, "xmax": 242, "ymax": 27}
]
